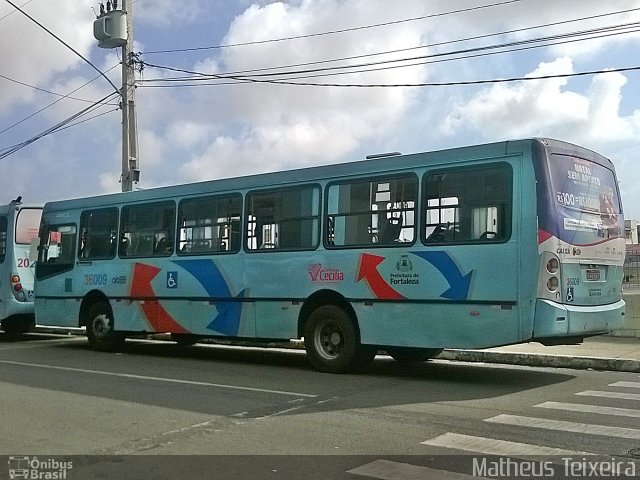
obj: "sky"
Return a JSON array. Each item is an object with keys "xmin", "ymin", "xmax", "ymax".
[{"xmin": 2, "ymin": 0, "xmax": 640, "ymax": 218}]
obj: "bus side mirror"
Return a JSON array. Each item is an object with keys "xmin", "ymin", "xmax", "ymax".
[{"xmin": 29, "ymin": 238, "xmax": 39, "ymax": 263}]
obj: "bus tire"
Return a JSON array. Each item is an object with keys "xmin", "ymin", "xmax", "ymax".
[
  {"xmin": 86, "ymin": 301, "xmax": 124, "ymax": 352},
  {"xmin": 304, "ymin": 305, "xmax": 374, "ymax": 373},
  {"xmin": 386, "ymin": 347, "xmax": 443, "ymax": 364}
]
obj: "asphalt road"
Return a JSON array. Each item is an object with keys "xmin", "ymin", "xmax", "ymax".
[{"xmin": 0, "ymin": 333, "xmax": 639, "ymax": 479}]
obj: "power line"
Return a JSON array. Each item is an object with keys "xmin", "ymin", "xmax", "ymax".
[
  {"xmin": 138, "ymin": 65, "xmax": 640, "ymax": 89},
  {"xmin": 0, "ymin": 0, "xmax": 32, "ymax": 22},
  {"xmin": 0, "ymin": 65, "xmax": 121, "ymax": 136},
  {"xmin": 2, "ymin": 0, "xmax": 120, "ymax": 95},
  {"xmin": 137, "ymin": 21, "xmax": 640, "ymax": 87},
  {"xmin": 173, "ymin": 7, "xmax": 640, "ymax": 79},
  {"xmin": 0, "ymin": 92, "xmax": 120, "ymax": 159},
  {"xmin": 140, "ymin": 0, "xmax": 527, "ymax": 55},
  {"xmin": 0, "ymin": 65, "xmax": 121, "ymax": 105}
]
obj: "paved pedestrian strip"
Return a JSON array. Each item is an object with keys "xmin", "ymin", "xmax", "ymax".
[
  {"xmin": 485, "ymin": 414, "xmax": 640, "ymax": 439},
  {"xmin": 609, "ymin": 381, "xmax": 640, "ymax": 389},
  {"xmin": 535, "ymin": 400, "xmax": 640, "ymax": 418},
  {"xmin": 349, "ymin": 383, "xmax": 640, "ymax": 479},
  {"xmin": 576, "ymin": 390, "xmax": 640, "ymax": 401},
  {"xmin": 421, "ymin": 432, "xmax": 592, "ymax": 457}
]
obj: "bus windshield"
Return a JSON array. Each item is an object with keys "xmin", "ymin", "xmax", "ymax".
[{"xmin": 15, "ymin": 208, "xmax": 42, "ymax": 245}]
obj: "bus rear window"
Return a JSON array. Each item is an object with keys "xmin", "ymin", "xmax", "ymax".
[
  {"xmin": 15, "ymin": 208, "xmax": 42, "ymax": 245},
  {"xmin": 549, "ymin": 154, "xmax": 621, "ymax": 217}
]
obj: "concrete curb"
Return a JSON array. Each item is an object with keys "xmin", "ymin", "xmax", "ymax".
[
  {"xmin": 31, "ymin": 327, "xmax": 640, "ymax": 373},
  {"xmin": 438, "ymin": 350, "xmax": 640, "ymax": 373}
]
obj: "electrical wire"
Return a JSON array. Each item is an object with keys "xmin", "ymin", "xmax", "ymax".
[
  {"xmin": 140, "ymin": 0, "xmax": 527, "ymax": 55},
  {"xmin": 2, "ymin": 0, "xmax": 120, "ymax": 95},
  {"xmin": 0, "ymin": 0, "xmax": 32, "ymax": 22},
  {"xmin": 0, "ymin": 92, "xmax": 120, "ymax": 159},
  {"xmin": 137, "ymin": 21, "xmax": 640, "ymax": 87},
  {"xmin": 161, "ymin": 7, "xmax": 640, "ymax": 80},
  {"xmin": 0, "ymin": 65, "xmax": 121, "ymax": 136}
]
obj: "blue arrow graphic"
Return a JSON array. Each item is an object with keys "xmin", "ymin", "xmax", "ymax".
[
  {"xmin": 173, "ymin": 259, "xmax": 243, "ymax": 335},
  {"xmin": 411, "ymin": 251, "xmax": 473, "ymax": 300}
]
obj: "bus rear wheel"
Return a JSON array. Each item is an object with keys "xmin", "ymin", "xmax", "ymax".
[
  {"xmin": 86, "ymin": 302, "xmax": 124, "ymax": 352},
  {"xmin": 386, "ymin": 347, "xmax": 443, "ymax": 364},
  {"xmin": 304, "ymin": 305, "xmax": 374, "ymax": 373}
]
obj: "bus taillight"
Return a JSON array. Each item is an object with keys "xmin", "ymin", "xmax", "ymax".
[{"xmin": 11, "ymin": 274, "xmax": 22, "ymax": 291}]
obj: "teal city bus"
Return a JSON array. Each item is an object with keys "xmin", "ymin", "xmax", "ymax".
[
  {"xmin": 34, "ymin": 138, "xmax": 625, "ymax": 372},
  {"xmin": 0, "ymin": 199, "xmax": 42, "ymax": 334}
]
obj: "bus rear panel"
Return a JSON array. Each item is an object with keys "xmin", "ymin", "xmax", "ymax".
[{"xmin": 0, "ymin": 201, "xmax": 42, "ymax": 333}]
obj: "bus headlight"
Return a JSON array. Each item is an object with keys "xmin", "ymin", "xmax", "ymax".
[{"xmin": 547, "ymin": 277, "xmax": 559, "ymax": 292}]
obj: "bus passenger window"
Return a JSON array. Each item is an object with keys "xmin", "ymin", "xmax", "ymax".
[
  {"xmin": 79, "ymin": 208, "xmax": 118, "ymax": 260},
  {"xmin": 246, "ymin": 186, "xmax": 320, "ymax": 252},
  {"xmin": 423, "ymin": 164, "xmax": 512, "ymax": 245},
  {"xmin": 326, "ymin": 175, "xmax": 417, "ymax": 248},
  {"xmin": 120, "ymin": 202, "xmax": 175, "ymax": 258},
  {"xmin": 177, "ymin": 194, "xmax": 242, "ymax": 255}
]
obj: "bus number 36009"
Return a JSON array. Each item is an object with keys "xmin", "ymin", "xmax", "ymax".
[{"xmin": 84, "ymin": 274, "xmax": 108, "ymax": 286}]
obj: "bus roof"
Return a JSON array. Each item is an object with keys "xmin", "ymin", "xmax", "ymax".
[
  {"xmin": 42, "ymin": 137, "xmax": 613, "ymax": 212},
  {"xmin": 0, "ymin": 203, "xmax": 43, "ymax": 216}
]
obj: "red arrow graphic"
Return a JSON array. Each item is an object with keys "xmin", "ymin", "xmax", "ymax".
[
  {"xmin": 131, "ymin": 263, "xmax": 188, "ymax": 333},
  {"xmin": 356, "ymin": 253, "xmax": 404, "ymax": 300}
]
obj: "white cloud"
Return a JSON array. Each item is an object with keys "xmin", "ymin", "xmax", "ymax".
[
  {"xmin": 0, "ymin": 1, "xmax": 96, "ymax": 117},
  {"xmin": 442, "ymin": 57, "xmax": 640, "ymax": 150}
]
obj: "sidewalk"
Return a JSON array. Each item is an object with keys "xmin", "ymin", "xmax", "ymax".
[{"xmin": 439, "ymin": 335, "xmax": 640, "ymax": 373}]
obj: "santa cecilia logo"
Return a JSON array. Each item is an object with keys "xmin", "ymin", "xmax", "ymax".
[{"xmin": 308, "ymin": 263, "xmax": 344, "ymax": 283}]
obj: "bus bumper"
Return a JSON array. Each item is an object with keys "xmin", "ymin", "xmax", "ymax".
[{"xmin": 532, "ymin": 298, "xmax": 626, "ymax": 341}]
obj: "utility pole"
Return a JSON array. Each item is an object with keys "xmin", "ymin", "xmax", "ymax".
[
  {"xmin": 120, "ymin": 0, "xmax": 138, "ymax": 192},
  {"xmin": 93, "ymin": 0, "xmax": 139, "ymax": 192}
]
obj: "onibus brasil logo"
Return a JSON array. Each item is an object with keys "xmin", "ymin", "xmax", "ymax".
[{"xmin": 8, "ymin": 456, "xmax": 72, "ymax": 479}]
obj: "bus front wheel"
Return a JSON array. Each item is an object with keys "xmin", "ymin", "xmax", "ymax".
[
  {"xmin": 304, "ymin": 305, "xmax": 374, "ymax": 373},
  {"xmin": 86, "ymin": 302, "xmax": 124, "ymax": 352}
]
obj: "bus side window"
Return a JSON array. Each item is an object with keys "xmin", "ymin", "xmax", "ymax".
[
  {"xmin": 424, "ymin": 164, "xmax": 511, "ymax": 245},
  {"xmin": 326, "ymin": 176, "xmax": 416, "ymax": 248},
  {"xmin": 79, "ymin": 208, "xmax": 119, "ymax": 260},
  {"xmin": 0, "ymin": 216, "xmax": 7, "ymax": 263},
  {"xmin": 177, "ymin": 194, "xmax": 242, "ymax": 255},
  {"xmin": 246, "ymin": 186, "xmax": 319, "ymax": 252},
  {"xmin": 120, "ymin": 202, "xmax": 175, "ymax": 258}
]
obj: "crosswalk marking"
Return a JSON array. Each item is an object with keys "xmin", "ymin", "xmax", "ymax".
[
  {"xmin": 535, "ymin": 401, "xmax": 640, "ymax": 418},
  {"xmin": 576, "ymin": 390, "xmax": 640, "ymax": 401},
  {"xmin": 485, "ymin": 414, "xmax": 640, "ymax": 439},
  {"xmin": 609, "ymin": 381, "xmax": 640, "ymax": 389},
  {"xmin": 421, "ymin": 432, "xmax": 592, "ymax": 457},
  {"xmin": 347, "ymin": 459, "xmax": 488, "ymax": 480}
]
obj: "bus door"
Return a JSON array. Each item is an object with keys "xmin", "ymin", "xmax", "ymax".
[{"xmin": 35, "ymin": 222, "xmax": 78, "ymax": 324}]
